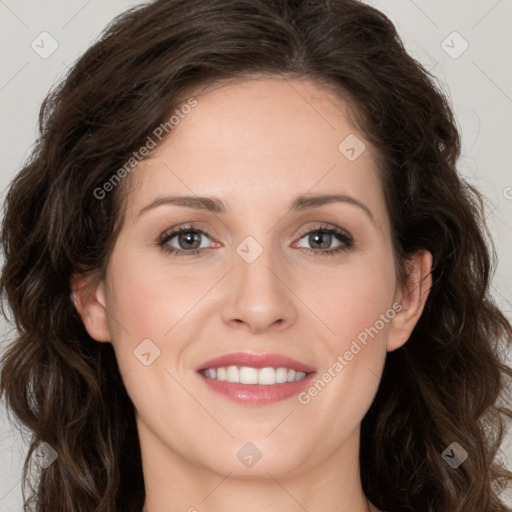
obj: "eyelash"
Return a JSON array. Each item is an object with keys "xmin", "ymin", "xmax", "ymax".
[{"xmin": 157, "ymin": 223, "xmax": 354, "ymax": 257}]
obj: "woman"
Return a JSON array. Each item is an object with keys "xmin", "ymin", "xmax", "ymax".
[{"xmin": 1, "ymin": 0, "xmax": 511, "ymax": 511}]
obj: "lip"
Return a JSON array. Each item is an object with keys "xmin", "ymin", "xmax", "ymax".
[
  {"xmin": 196, "ymin": 351, "xmax": 316, "ymax": 373},
  {"xmin": 196, "ymin": 351, "xmax": 316, "ymax": 405},
  {"xmin": 198, "ymin": 374, "xmax": 315, "ymax": 405}
]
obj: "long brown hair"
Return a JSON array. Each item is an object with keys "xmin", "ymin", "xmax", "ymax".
[{"xmin": 1, "ymin": 1, "xmax": 511, "ymax": 511}]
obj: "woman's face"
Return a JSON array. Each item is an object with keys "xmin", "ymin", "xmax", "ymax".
[{"xmin": 75, "ymin": 77, "xmax": 428, "ymax": 482}]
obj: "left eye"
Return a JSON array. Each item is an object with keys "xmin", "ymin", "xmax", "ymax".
[{"xmin": 295, "ymin": 228, "xmax": 351, "ymax": 251}]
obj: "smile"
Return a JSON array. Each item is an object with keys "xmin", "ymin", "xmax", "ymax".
[{"xmin": 200, "ymin": 365, "xmax": 310, "ymax": 385}]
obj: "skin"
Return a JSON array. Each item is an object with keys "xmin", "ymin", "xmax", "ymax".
[{"xmin": 72, "ymin": 77, "xmax": 432, "ymax": 512}]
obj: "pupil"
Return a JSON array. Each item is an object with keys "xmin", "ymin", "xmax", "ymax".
[
  {"xmin": 311, "ymin": 232, "xmax": 331, "ymax": 249},
  {"xmin": 179, "ymin": 231, "xmax": 200, "ymax": 249}
]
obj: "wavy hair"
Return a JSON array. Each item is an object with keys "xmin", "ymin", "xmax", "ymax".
[{"xmin": 1, "ymin": 0, "xmax": 511, "ymax": 511}]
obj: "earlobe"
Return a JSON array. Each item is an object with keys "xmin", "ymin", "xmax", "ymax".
[
  {"xmin": 387, "ymin": 250, "xmax": 433, "ymax": 352},
  {"xmin": 71, "ymin": 272, "xmax": 111, "ymax": 343}
]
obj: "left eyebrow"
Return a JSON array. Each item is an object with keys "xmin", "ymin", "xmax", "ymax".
[
  {"xmin": 135, "ymin": 193, "xmax": 375, "ymax": 225},
  {"xmin": 288, "ymin": 193, "xmax": 375, "ymax": 224}
]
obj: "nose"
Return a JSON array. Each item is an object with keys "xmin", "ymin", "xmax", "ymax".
[{"xmin": 221, "ymin": 240, "xmax": 298, "ymax": 334}]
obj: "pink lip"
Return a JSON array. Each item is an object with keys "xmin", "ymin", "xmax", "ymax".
[
  {"xmin": 196, "ymin": 352, "xmax": 316, "ymax": 405},
  {"xmin": 196, "ymin": 351, "xmax": 316, "ymax": 373},
  {"xmin": 198, "ymin": 375, "xmax": 316, "ymax": 405}
]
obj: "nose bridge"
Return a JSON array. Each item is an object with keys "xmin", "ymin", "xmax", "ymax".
[
  {"xmin": 221, "ymin": 232, "xmax": 296, "ymax": 332},
  {"xmin": 236, "ymin": 234, "xmax": 278, "ymax": 288},
  {"xmin": 234, "ymin": 232, "xmax": 283, "ymax": 301}
]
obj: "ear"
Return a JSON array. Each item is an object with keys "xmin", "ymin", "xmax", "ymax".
[
  {"xmin": 71, "ymin": 272, "xmax": 111, "ymax": 343},
  {"xmin": 387, "ymin": 250, "xmax": 433, "ymax": 352}
]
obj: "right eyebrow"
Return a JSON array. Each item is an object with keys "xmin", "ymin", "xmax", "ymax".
[{"xmin": 136, "ymin": 195, "xmax": 227, "ymax": 222}]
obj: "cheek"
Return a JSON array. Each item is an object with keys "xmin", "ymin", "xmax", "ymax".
[
  {"xmin": 106, "ymin": 246, "xmax": 209, "ymax": 341},
  {"xmin": 309, "ymin": 250, "xmax": 396, "ymax": 349},
  {"xmin": 298, "ymin": 246, "xmax": 395, "ymax": 416},
  {"xmin": 298, "ymin": 280, "xmax": 393, "ymax": 451}
]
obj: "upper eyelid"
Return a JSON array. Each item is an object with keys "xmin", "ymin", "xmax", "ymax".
[{"xmin": 160, "ymin": 224, "xmax": 211, "ymax": 239}]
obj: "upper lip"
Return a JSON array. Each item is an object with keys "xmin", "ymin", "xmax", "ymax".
[{"xmin": 196, "ymin": 351, "xmax": 316, "ymax": 373}]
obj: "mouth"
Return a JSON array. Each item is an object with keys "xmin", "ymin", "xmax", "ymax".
[{"xmin": 196, "ymin": 352, "xmax": 316, "ymax": 405}]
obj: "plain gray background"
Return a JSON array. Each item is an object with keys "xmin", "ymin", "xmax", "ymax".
[{"xmin": 1, "ymin": 0, "xmax": 511, "ymax": 510}]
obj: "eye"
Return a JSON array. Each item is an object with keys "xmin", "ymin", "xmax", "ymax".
[
  {"xmin": 158, "ymin": 224, "xmax": 214, "ymax": 256},
  {"xmin": 294, "ymin": 224, "xmax": 354, "ymax": 256}
]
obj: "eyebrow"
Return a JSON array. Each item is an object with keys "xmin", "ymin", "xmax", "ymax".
[{"xmin": 135, "ymin": 193, "xmax": 375, "ymax": 224}]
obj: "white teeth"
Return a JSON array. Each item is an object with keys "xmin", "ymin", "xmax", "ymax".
[
  {"xmin": 258, "ymin": 367, "xmax": 275, "ymax": 385},
  {"xmin": 201, "ymin": 366, "xmax": 309, "ymax": 385},
  {"xmin": 275, "ymin": 367, "xmax": 288, "ymax": 383},
  {"xmin": 240, "ymin": 366, "xmax": 258, "ymax": 384},
  {"xmin": 226, "ymin": 365, "xmax": 239, "ymax": 383}
]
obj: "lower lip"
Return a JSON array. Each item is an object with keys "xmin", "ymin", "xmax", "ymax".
[{"xmin": 198, "ymin": 372, "xmax": 316, "ymax": 405}]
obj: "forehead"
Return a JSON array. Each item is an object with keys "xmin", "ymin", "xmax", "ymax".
[{"xmin": 125, "ymin": 77, "xmax": 386, "ymax": 226}]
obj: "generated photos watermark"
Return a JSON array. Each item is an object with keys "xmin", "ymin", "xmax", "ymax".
[
  {"xmin": 94, "ymin": 97, "xmax": 198, "ymax": 200},
  {"xmin": 298, "ymin": 302, "xmax": 402, "ymax": 405}
]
